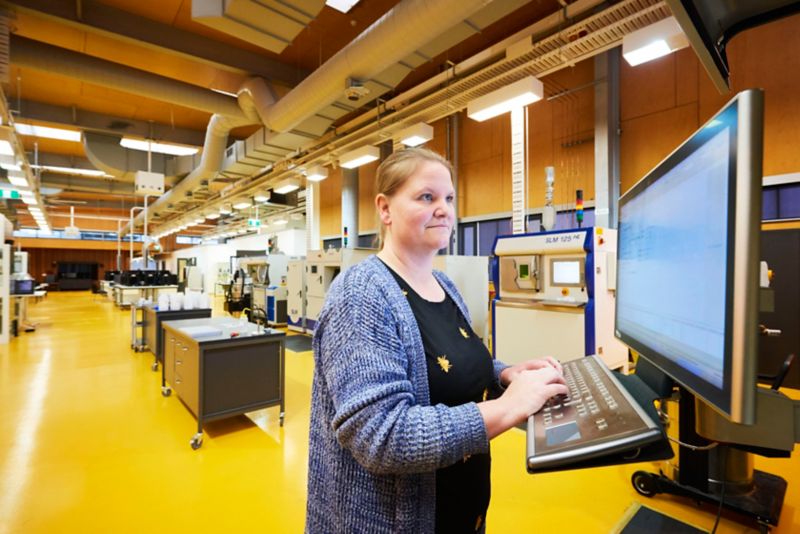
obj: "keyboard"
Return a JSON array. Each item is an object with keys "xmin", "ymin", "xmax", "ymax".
[{"xmin": 526, "ymin": 354, "xmax": 662, "ymax": 472}]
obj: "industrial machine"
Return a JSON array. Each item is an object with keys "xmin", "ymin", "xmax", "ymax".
[
  {"xmin": 286, "ymin": 258, "xmax": 306, "ymax": 333},
  {"xmin": 492, "ymin": 226, "xmax": 627, "ymax": 371},
  {"xmin": 237, "ymin": 254, "xmax": 290, "ymax": 324},
  {"xmin": 304, "ymin": 248, "xmax": 371, "ymax": 333}
]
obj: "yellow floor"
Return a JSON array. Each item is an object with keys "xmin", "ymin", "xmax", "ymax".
[{"xmin": 0, "ymin": 291, "xmax": 797, "ymax": 533}]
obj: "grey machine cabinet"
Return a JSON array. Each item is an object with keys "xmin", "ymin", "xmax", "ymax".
[
  {"xmin": 161, "ymin": 318, "xmax": 286, "ymax": 449},
  {"xmin": 143, "ymin": 306, "xmax": 212, "ymax": 372}
]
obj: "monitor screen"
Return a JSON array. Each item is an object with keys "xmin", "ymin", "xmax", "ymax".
[
  {"xmin": 615, "ymin": 89, "xmax": 763, "ymax": 424},
  {"xmin": 551, "ymin": 259, "xmax": 581, "ymax": 286}
]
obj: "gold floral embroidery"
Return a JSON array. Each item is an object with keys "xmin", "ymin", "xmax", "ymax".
[
  {"xmin": 437, "ymin": 355, "xmax": 452, "ymax": 373},
  {"xmin": 401, "ymin": 290, "xmax": 408, "ymax": 296},
  {"xmin": 482, "ymin": 388, "xmax": 489, "ymax": 402},
  {"xmin": 459, "ymin": 327, "xmax": 469, "ymax": 338}
]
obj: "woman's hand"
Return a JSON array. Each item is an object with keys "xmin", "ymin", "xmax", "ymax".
[
  {"xmin": 499, "ymin": 356, "xmax": 562, "ymax": 386},
  {"xmin": 479, "ymin": 366, "xmax": 568, "ymax": 439}
]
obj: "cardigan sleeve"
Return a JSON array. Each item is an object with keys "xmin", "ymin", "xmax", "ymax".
[{"xmin": 315, "ymin": 268, "xmax": 489, "ymax": 475}]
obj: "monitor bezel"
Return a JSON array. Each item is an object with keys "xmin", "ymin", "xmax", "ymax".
[{"xmin": 615, "ymin": 89, "xmax": 762, "ymax": 424}]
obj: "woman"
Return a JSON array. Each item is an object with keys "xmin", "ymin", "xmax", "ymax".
[{"xmin": 305, "ymin": 147, "xmax": 567, "ymax": 533}]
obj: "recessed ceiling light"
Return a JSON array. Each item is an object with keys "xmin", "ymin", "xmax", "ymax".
[
  {"xmin": 120, "ymin": 138, "xmax": 200, "ymax": 157},
  {"xmin": 15, "ymin": 122, "xmax": 82, "ymax": 142}
]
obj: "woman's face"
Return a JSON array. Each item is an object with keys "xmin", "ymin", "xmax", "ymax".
[{"xmin": 378, "ymin": 160, "xmax": 455, "ymax": 255}]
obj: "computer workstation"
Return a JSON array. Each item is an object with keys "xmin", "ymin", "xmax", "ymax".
[{"xmin": 526, "ymin": 89, "xmax": 800, "ymax": 531}]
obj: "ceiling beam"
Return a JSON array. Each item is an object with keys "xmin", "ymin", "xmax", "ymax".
[
  {"xmin": 15, "ymin": 99, "xmax": 207, "ymax": 146},
  {"xmin": 8, "ymin": 0, "xmax": 308, "ymax": 86}
]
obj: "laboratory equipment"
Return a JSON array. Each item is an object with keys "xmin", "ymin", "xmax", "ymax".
[
  {"xmin": 492, "ymin": 226, "xmax": 627, "ymax": 371},
  {"xmin": 305, "ymin": 248, "xmax": 371, "ymax": 332},
  {"xmin": 286, "ymin": 258, "xmax": 306, "ymax": 333}
]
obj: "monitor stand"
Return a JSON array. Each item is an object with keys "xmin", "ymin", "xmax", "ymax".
[{"xmin": 630, "ymin": 388, "xmax": 787, "ymax": 533}]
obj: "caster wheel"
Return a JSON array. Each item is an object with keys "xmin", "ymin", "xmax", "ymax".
[
  {"xmin": 161, "ymin": 387, "xmax": 172, "ymax": 397},
  {"xmin": 190, "ymin": 434, "xmax": 203, "ymax": 450},
  {"xmin": 151, "ymin": 362, "xmax": 159, "ymax": 372},
  {"xmin": 632, "ymin": 470, "xmax": 657, "ymax": 497}
]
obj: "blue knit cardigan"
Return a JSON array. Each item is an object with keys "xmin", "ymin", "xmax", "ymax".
[{"xmin": 305, "ymin": 255, "xmax": 508, "ymax": 534}]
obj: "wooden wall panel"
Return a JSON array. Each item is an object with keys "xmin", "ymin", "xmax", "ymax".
[
  {"xmin": 319, "ymin": 167, "xmax": 342, "ymax": 238},
  {"xmin": 620, "ymin": 103, "xmax": 698, "ymax": 193},
  {"xmin": 458, "ymin": 111, "xmax": 510, "ymax": 216},
  {"xmin": 724, "ymin": 14, "xmax": 800, "ymax": 176},
  {"xmin": 21, "ymin": 247, "xmax": 127, "ymax": 283},
  {"xmin": 528, "ymin": 62, "xmax": 595, "ymax": 211}
]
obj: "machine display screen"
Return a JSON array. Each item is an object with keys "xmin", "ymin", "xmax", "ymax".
[
  {"xmin": 546, "ymin": 421, "xmax": 581, "ymax": 446},
  {"xmin": 551, "ymin": 259, "xmax": 582, "ymax": 286},
  {"xmin": 518, "ymin": 263, "xmax": 530, "ymax": 280}
]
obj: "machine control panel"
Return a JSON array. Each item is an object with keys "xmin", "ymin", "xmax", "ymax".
[
  {"xmin": 499, "ymin": 254, "xmax": 587, "ymax": 305},
  {"xmin": 526, "ymin": 355, "xmax": 661, "ymax": 472}
]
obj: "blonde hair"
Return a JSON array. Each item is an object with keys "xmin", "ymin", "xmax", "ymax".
[{"xmin": 373, "ymin": 147, "xmax": 454, "ymax": 249}]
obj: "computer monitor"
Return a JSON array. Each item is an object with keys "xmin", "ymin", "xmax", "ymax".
[{"xmin": 615, "ymin": 89, "xmax": 763, "ymax": 424}]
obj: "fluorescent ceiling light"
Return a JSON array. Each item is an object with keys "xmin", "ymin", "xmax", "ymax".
[
  {"xmin": 23, "ymin": 196, "xmax": 38, "ymax": 205},
  {"xmin": 340, "ymin": 145, "xmax": 380, "ymax": 169},
  {"xmin": 305, "ymin": 165, "xmax": 328, "ymax": 182},
  {"xmin": 326, "ymin": 0, "xmax": 360, "ymax": 13},
  {"xmin": 622, "ymin": 16, "xmax": 689, "ymax": 67},
  {"xmin": 194, "ymin": 217, "xmax": 205, "ymax": 224},
  {"xmin": 219, "ymin": 204, "xmax": 233, "ymax": 215},
  {"xmin": 120, "ymin": 138, "xmax": 199, "ymax": 157},
  {"xmin": 273, "ymin": 217, "xmax": 288, "ymax": 225},
  {"xmin": 273, "ymin": 178, "xmax": 300, "ymax": 194},
  {"xmin": 20, "ymin": 190, "xmax": 34, "ymax": 197},
  {"xmin": 0, "ymin": 140, "xmax": 14, "ymax": 156},
  {"xmin": 398, "ymin": 122, "xmax": 434, "ymax": 147},
  {"xmin": 254, "ymin": 193, "xmax": 270, "ymax": 203},
  {"xmin": 233, "ymin": 201, "xmax": 252, "ymax": 210},
  {"xmin": 467, "ymin": 76, "xmax": 544, "ymax": 122},
  {"xmin": 9, "ymin": 176, "xmax": 29, "ymax": 187},
  {"xmin": 0, "ymin": 162, "xmax": 21, "ymax": 172},
  {"xmin": 15, "ymin": 122, "xmax": 82, "ymax": 142},
  {"xmin": 32, "ymin": 164, "xmax": 109, "ymax": 177},
  {"xmin": 206, "ymin": 212, "xmax": 220, "ymax": 219}
]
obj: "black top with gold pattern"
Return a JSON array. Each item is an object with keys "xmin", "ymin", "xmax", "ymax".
[{"xmin": 383, "ymin": 261, "xmax": 495, "ymax": 533}]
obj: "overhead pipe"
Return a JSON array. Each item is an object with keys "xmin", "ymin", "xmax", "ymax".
[
  {"xmin": 121, "ymin": 108, "xmax": 262, "ymax": 235},
  {"xmin": 335, "ymin": 0, "xmax": 607, "ymax": 135},
  {"xmin": 253, "ymin": 0, "xmax": 501, "ymax": 133},
  {"xmin": 11, "ymin": 35, "xmax": 247, "ymax": 119},
  {"xmin": 130, "ymin": 0, "xmax": 499, "ymax": 235}
]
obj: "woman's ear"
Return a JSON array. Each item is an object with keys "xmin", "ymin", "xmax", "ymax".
[{"xmin": 375, "ymin": 194, "xmax": 391, "ymax": 225}]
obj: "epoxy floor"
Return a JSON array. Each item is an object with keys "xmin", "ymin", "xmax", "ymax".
[{"xmin": 1, "ymin": 291, "xmax": 797, "ymax": 533}]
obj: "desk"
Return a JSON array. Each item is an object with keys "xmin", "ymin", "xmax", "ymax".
[
  {"xmin": 113, "ymin": 284, "xmax": 179, "ymax": 307},
  {"xmin": 161, "ymin": 317, "xmax": 285, "ymax": 449},
  {"xmin": 142, "ymin": 306, "xmax": 212, "ymax": 371},
  {"xmin": 11, "ymin": 290, "xmax": 47, "ymax": 335}
]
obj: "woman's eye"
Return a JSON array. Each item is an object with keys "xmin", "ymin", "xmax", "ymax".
[
  {"xmin": 446, "ymin": 195, "xmax": 455, "ymax": 203},
  {"xmin": 420, "ymin": 193, "xmax": 433, "ymax": 201}
]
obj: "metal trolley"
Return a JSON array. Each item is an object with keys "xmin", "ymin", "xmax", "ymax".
[{"xmin": 130, "ymin": 304, "xmax": 147, "ymax": 352}]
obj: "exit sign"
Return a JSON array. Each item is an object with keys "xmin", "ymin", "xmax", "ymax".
[
  {"xmin": 247, "ymin": 218, "xmax": 261, "ymax": 227},
  {"xmin": 0, "ymin": 189, "xmax": 20, "ymax": 199}
]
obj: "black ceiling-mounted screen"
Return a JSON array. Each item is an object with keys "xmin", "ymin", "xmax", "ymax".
[{"xmin": 666, "ymin": 0, "xmax": 800, "ymax": 93}]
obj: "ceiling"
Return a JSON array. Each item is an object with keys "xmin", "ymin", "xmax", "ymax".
[{"xmin": 0, "ymin": 0, "xmax": 673, "ymax": 240}]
